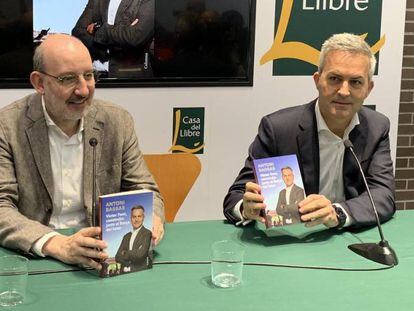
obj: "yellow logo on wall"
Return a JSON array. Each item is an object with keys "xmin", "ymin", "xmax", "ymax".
[{"xmin": 261, "ymin": 0, "xmax": 385, "ymax": 75}]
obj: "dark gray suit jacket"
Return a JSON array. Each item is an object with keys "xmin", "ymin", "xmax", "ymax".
[
  {"xmin": 223, "ymin": 100, "xmax": 395, "ymax": 228},
  {"xmin": 277, "ymin": 184, "xmax": 305, "ymax": 208},
  {"xmin": 115, "ymin": 226, "xmax": 152, "ymax": 272},
  {"xmin": 0, "ymin": 93, "xmax": 163, "ymax": 253},
  {"xmin": 276, "ymin": 184, "xmax": 305, "ymax": 224},
  {"xmin": 72, "ymin": 0, "xmax": 154, "ymax": 77}
]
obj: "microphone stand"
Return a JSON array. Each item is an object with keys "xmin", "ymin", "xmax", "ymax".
[
  {"xmin": 89, "ymin": 138, "xmax": 106, "ymax": 272},
  {"xmin": 89, "ymin": 138, "xmax": 98, "ymax": 227},
  {"xmin": 344, "ymin": 140, "xmax": 398, "ymax": 266}
]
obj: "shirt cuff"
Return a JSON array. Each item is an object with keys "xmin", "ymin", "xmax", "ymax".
[
  {"xmin": 31, "ymin": 232, "xmax": 61, "ymax": 257},
  {"xmin": 233, "ymin": 199, "xmax": 253, "ymax": 226},
  {"xmin": 333, "ymin": 203, "xmax": 353, "ymax": 227}
]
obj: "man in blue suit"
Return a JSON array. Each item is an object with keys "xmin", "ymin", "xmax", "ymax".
[{"xmin": 224, "ymin": 33, "xmax": 395, "ymax": 229}]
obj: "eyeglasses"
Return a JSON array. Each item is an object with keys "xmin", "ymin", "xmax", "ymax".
[{"xmin": 39, "ymin": 70, "xmax": 99, "ymax": 87}]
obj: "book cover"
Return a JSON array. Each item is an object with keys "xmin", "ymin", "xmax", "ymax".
[
  {"xmin": 99, "ymin": 189, "xmax": 153, "ymax": 278},
  {"xmin": 253, "ymin": 155, "xmax": 306, "ymax": 229}
]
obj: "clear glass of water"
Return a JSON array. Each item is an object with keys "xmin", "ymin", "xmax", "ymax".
[
  {"xmin": 0, "ymin": 255, "xmax": 28, "ymax": 307},
  {"xmin": 211, "ymin": 240, "xmax": 244, "ymax": 288}
]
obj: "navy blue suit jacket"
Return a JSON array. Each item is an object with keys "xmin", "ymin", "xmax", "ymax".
[{"xmin": 223, "ymin": 100, "xmax": 395, "ymax": 228}]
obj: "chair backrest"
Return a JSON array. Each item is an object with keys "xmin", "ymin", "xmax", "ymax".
[{"xmin": 143, "ymin": 153, "xmax": 201, "ymax": 222}]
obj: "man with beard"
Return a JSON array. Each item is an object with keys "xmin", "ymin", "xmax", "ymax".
[{"xmin": 0, "ymin": 34, "xmax": 164, "ymax": 270}]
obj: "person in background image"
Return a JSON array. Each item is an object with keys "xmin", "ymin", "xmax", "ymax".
[{"xmin": 72, "ymin": 0, "xmax": 154, "ymax": 78}]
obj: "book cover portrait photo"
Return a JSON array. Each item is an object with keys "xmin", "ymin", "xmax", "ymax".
[
  {"xmin": 99, "ymin": 190, "xmax": 154, "ymax": 277},
  {"xmin": 253, "ymin": 155, "xmax": 306, "ymax": 228}
]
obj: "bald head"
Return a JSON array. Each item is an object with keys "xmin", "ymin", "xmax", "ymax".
[{"xmin": 33, "ymin": 34, "xmax": 92, "ymax": 72}]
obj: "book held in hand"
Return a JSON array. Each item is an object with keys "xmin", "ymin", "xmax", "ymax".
[
  {"xmin": 253, "ymin": 155, "xmax": 306, "ymax": 229},
  {"xmin": 99, "ymin": 189, "xmax": 153, "ymax": 277}
]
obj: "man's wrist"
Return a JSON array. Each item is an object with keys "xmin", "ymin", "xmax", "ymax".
[
  {"xmin": 42, "ymin": 234, "xmax": 66, "ymax": 258},
  {"xmin": 233, "ymin": 200, "xmax": 252, "ymax": 226},
  {"xmin": 32, "ymin": 231, "xmax": 61, "ymax": 257}
]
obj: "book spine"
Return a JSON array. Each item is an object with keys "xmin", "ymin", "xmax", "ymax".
[{"xmin": 98, "ymin": 197, "xmax": 103, "ymax": 240}]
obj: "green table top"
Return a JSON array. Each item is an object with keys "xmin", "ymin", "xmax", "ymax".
[{"xmin": 2, "ymin": 210, "xmax": 413, "ymax": 311}]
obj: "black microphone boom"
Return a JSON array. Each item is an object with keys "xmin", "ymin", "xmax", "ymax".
[
  {"xmin": 344, "ymin": 140, "xmax": 398, "ymax": 266},
  {"xmin": 89, "ymin": 138, "xmax": 98, "ymax": 227}
]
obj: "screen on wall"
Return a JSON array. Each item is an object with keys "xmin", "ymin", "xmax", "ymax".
[{"xmin": 0, "ymin": 0, "xmax": 256, "ymax": 88}]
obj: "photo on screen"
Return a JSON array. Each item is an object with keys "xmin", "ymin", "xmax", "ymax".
[
  {"xmin": 0, "ymin": 0, "xmax": 256, "ymax": 88},
  {"xmin": 34, "ymin": 0, "xmax": 155, "ymax": 80}
]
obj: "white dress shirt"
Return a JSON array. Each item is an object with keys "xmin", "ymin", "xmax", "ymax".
[
  {"xmin": 31, "ymin": 99, "xmax": 87, "ymax": 256},
  {"xmin": 43, "ymin": 102, "xmax": 87, "ymax": 229},
  {"xmin": 107, "ymin": 0, "xmax": 123, "ymax": 25},
  {"xmin": 93, "ymin": 0, "xmax": 123, "ymax": 72},
  {"xmin": 315, "ymin": 101, "xmax": 359, "ymax": 227},
  {"xmin": 285, "ymin": 184, "xmax": 293, "ymax": 205}
]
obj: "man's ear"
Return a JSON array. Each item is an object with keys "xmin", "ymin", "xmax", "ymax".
[
  {"xmin": 312, "ymin": 71, "xmax": 320, "ymax": 86},
  {"xmin": 30, "ymin": 71, "xmax": 45, "ymax": 94},
  {"xmin": 368, "ymin": 80, "xmax": 374, "ymax": 95}
]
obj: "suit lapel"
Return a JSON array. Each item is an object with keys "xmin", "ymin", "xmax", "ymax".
[
  {"xmin": 126, "ymin": 232, "xmax": 133, "ymax": 247},
  {"xmin": 133, "ymin": 230, "xmax": 141, "ymax": 249},
  {"xmin": 343, "ymin": 111, "xmax": 368, "ymax": 198},
  {"xmin": 297, "ymin": 100, "xmax": 319, "ymax": 195},
  {"xmin": 348, "ymin": 112, "xmax": 368, "ymax": 161},
  {"xmin": 101, "ymin": 0, "xmax": 110, "ymax": 23},
  {"xmin": 133, "ymin": 228, "xmax": 146, "ymax": 250},
  {"xmin": 281, "ymin": 189, "xmax": 287, "ymax": 204},
  {"xmin": 83, "ymin": 104, "xmax": 105, "ymax": 225},
  {"xmin": 25, "ymin": 94, "xmax": 54, "ymax": 206},
  {"xmin": 115, "ymin": 0, "xmax": 134, "ymax": 23}
]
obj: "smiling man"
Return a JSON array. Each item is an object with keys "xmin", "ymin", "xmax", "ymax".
[
  {"xmin": 115, "ymin": 205, "xmax": 152, "ymax": 273},
  {"xmin": 224, "ymin": 33, "xmax": 395, "ymax": 229},
  {"xmin": 275, "ymin": 167, "xmax": 305, "ymax": 225},
  {"xmin": 0, "ymin": 34, "xmax": 164, "ymax": 269}
]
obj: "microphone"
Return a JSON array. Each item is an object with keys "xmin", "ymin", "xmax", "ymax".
[
  {"xmin": 343, "ymin": 140, "xmax": 398, "ymax": 266},
  {"xmin": 89, "ymin": 138, "xmax": 98, "ymax": 227}
]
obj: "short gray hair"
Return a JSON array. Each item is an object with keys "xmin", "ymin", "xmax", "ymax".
[
  {"xmin": 131, "ymin": 205, "xmax": 145, "ymax": 213},
  {"xmin": 318, "ymin": 33, "xmax": 376, "ymax": 80},
  {"xmin": 33, "ymin": 44, "xmax": 45, "ymax": 72},
  {"xmin": 281, "ymin": 166, "xmax": 293, "ymax": 173}
]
